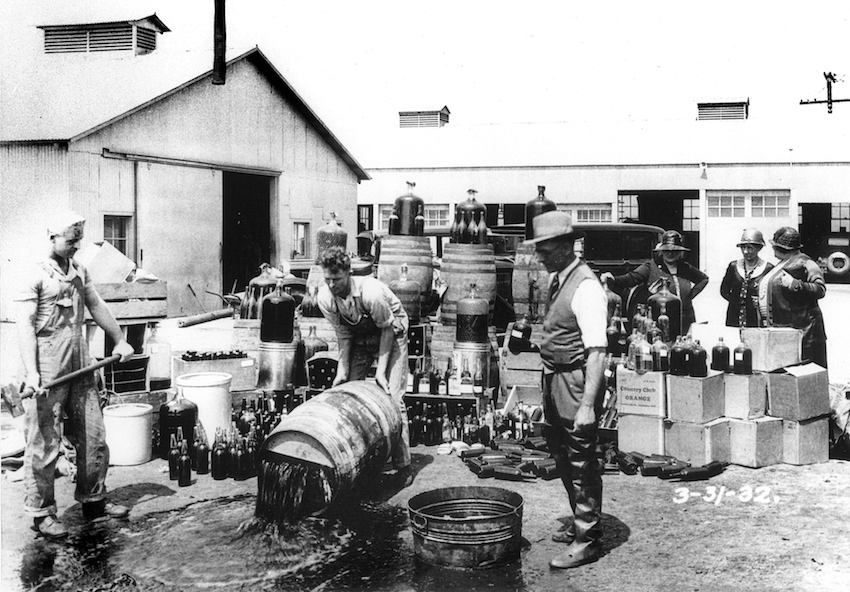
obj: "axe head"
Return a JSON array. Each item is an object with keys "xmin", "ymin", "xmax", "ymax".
[{"xmin": 1, "ymin": 383, "xmax": 27, "ymax": 417}]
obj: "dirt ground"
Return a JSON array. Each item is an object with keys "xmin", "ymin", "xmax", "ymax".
[{"xmin": 2, "ymin": 436, "xmax": 850, "ymax": 592}]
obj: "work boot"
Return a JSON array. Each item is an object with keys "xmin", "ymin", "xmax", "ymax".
[
  {"xmin": 34, "ymin": 515, "xmax": 69, "ymax": 539},
  {"xmin": 549, "ymin": 541, "xmax": 600, "ymax": 569},
  {"xmin": 82, "ymin": 500, "xmax": 130, "ymax": 522},
  {"xmin": 551, "ymin": 529, "xmax": 575, "ymax": 544}
]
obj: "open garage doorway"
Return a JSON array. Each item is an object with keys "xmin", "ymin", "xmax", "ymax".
[
  {"xmin": 223, "ymin": 172, "xmax": 273, "ymax": 294},
  {"xmin": 619, "ymin": 190, "xmax": 700, "ymax": 267},
  {"xmin": 800, "ymin": 202, "xmax": 850, "ymax": 283}
]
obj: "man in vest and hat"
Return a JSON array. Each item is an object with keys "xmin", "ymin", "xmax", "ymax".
[
  {"xmin": 15, "ymin": 211, "xmax": 136, "ymax": 539},
  {"xmin": 526, "ymin": 210, "xmax": 608, "ymax": 569}
]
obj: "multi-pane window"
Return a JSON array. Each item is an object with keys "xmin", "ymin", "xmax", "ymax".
[
  {"xmin": 103, "ymin": 215, "xmax": 130, "ymax": 255},
  {"xmin": 293, "ymin": 222, "xmax": 309, "ymax": 258},
  {"xmin": 557, "ymin": 203, "xmax": 612, "ymax": 223},
  {"xmin": 751, "ymin": 193, "xmax": 790, "ymax": 217},
  {"xmin": 707, "ymin": 190, "xmax": 790, "ymax": 218},
  {"xmin": 425, "ymin": 204, "xmax": 450, "ymax": 227},
  {"xmin": 832, "ymin": 203, "xmax": 850, "ymax": 232},
  {"xmin": 682, "ymin": 198, "xmax": 700, "ymax": 232},
  {"xmin": 379, "ymin": 205, "xmax": 394, "ymax": 231},
  {"xmin": 358, "ymin": 205, "xmax": 373, "ymax": 233},
  {"xmin": 618, "ymin": 194, "xmax": 640, "ymax": 221}
]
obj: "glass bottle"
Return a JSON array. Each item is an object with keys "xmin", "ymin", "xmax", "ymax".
[
  {"xmin": 711, "ymin": 337, "xmax": 730, "ymax": 372},
  {"xmin": 468, "ymin": 213, "xmax": 479, "ymax": 243},
  {"xmin": 509, "ymin": 315, "xmax": 532, "ymax": 355},
  {"xmin": 473, "ymin": 362, "xmax": 484, "ymax": 397},
  {"xmin": 388, "ymin": 206, "xmax": 400, "ymax": 236},
  {"xmin": 524, "ymin": 185, "xmax": 557, "ymax": 241},
  {"xmin": 460, "ymin": 359, "xmax": 473, "ymax": 395},
  {"xmin": 648, "ymin": 277, "xmax": 682, "ymax": 341},
  {"xmin": 604, "ymin": 282, "xmax": 622, "ymax": 325},
  {"xmin": 606, "ymin": 305, "xmax": 622, "ymax": 355},
  {"xmin": 733, "ymin": 341, "xmax": 753, "ymax": 375},
  {"xmin": 414, "ymin": 204, "xmax": 426, "ymax": 237},
  {"xmin": 450, "ymin": 208, "xmax": 460, "ymax": 243},
  {"xmin": 409, "ymin": 402, "xmax": 421, "ymax": 447},
  {"xmin": 636, "ymin": 333, "xmax": 654, "ymax": 374},
  {"xmin": 657, "ymin": 301, "xmax": 671, "ymax": 343},
  {"xmin": 477, "ymin": 211, "xmax": 488, "ymax": 245},
  {"xmin": 195, "ymin": 425, "xmax": 210, "ymax": 475},
  {"xmin": 442, "ymin": 358, "xmax": 452, "ymax": 395},
  {"xmin": 457, "ymin": 210, "xmax": 468, "ymax": 244},
  {"xmin": 146, "ymin": 322, "xmax": 172, "ymax": 389},
  {"xmin": 689, "ymin": 340, "xmax": 708, "ymax": 377},
  {"xmin": 238, "ymin": 399, "xmax": 257, "ymax": 436},
  {"xmin": 627, "ymin": 329, "xmax": 639, "ymax": 371},
  {"xmin": 158, "ymin": 390, "xmax": 198, "ymax": 460},
  {"xmin": 670, "ymin": 336, "xmax": 689, "ymax": 376},
  {"xmin": 211, "ymin": 430, "xmax": 228, "ymax": 481},
  {"xmin": 178, "ymin": 441, "xmax": 192, "ymax": 487},
  {"xmin": 652, "ymin": 335, "xmax": 670, "ymax": 372},
  {"xmin": 260, "ymin": 280, "xmax": 296, "ymax": 343},
  {"xmin": 168, "ymin": 433, "xmax": 180, "ymax": 481}
]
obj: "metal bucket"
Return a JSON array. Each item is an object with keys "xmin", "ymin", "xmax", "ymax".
[
  {"xmin": 257, "ymin": 342, "xmax": 298, "ymax": 390},
  {"xmin": 408, "ymin": 486, "xmax": 524, "ymax": 569}
]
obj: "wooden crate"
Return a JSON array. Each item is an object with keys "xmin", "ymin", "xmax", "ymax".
[{"xmin": 86, "ymin": 282, "xmax": 168, "ymax": 322}]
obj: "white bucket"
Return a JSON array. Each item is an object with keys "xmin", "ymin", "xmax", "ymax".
[
  {"xmin": 176, "ymin": 372, "xmax": 232, "ymax": 447},
  {"xmin": 103, "ymin": 404, "xmax": 153, "ymax": 466}
]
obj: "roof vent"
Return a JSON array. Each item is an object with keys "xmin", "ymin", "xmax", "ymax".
[
  {"xmin": 399, "ymin": 106, "xmax": 450, "ymax": 128},
  {"xmin": 38, "ymin": 14, "xmax": 169, "ymax": 55},
  {"xmin": 697, "ymin": 98, "xmax": 749, "ymax": 120}
]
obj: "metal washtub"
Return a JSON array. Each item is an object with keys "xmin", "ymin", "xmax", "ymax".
[{"xmin": 407, "ymin": 486, "xmax": 524, "ymax": 569}]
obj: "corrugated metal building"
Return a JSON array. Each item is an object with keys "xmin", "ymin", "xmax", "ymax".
[
  {"xmin": 1, "ymin": 14, "xmax": 368, "ymax": 322},
  {"xmin": 356, "ymin": 104, "xmax": 850, "ymax": 283}
]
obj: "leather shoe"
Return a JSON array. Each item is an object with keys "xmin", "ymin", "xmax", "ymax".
[
  {"xmin": 549, "ymin": 541, "xmax": 600, "ymax": 569},
  {"xmin": 35, "ymin": 515, "xmax": 69, "ymax": 539},
  {"xmin": 83, "ymin": 501, "xmax": 130, "ymax": 521},
  {"xmin": 551, "ymin": 529, "xmax": 575, "ymax": 544}
]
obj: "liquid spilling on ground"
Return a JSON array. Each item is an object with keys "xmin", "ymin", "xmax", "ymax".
[{"xmin": 255, "ymin": 458, "xmax": 334, "ymax": 525}]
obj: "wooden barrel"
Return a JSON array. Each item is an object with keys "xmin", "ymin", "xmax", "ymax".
[
  {"xmin": 377, "ymin": 236, "xmax": 433, "ymax": 305},
  {"xmin": 259, "ymin": 381, "xmax": 402, "ymax": 514},
  {"xmin": 440, "ymin": 243, "xmax": 496, "ymax": 326},
  {"xmin": 511, "ymin": 242, "xmax": 550, "ymax": 321}
]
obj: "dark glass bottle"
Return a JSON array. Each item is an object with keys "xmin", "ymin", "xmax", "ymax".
[
  {"xmin": 711, "ymin": 337, "xmax": 730, "ymax": 372},
  {"xmin": 232, "ymin": 439, "xmax": 247, "ymax": 481},
  {"xmin": 195, "ymin": 426, "xmax": 210, "ymax": 475},
  {"xmin": 260, "ymin": 281, "xmax": 296, "ymax": 343},
  {"xmin": 168, "ymin": 433, "xmax": 180, "ymax": 481},
  {"xmin": 689, "ymin": 340, "xmax": 708, "ymax": 377},
  {"xmin": 604, "ymin": 281, "xmax": 622, "ymax": 325},
  {"xmin": 648, "ymin": 277, "xmax": 682, "ymax": 341},
  {"xmin": 456, "ymin": 284, "xmax": 488, "ymax": 343},
  {"xmin": 524, "ymin": 185, "xmax": 557, "ymax": 241},
  {"xmin": 316, "ymin": 212, "xmax": 348, "ymax": 258},
  {"xmin": 733, "ymin": 341, "xmax": 753, "ymax": 375},
  {"xmin": 240, "ymin": 264, "xmax": 278, "ymax": 320},
  {"xmin": 670, "ymin": 336, "xmax": 689, "ymax": 376},
  {"xmin": 238, "ymin": 399, "xmax": 257, "ymax": 436},
  {"xmin": 509, "ymin": 315, "xmax": 533, "ymax": 355},
  {"xmin": 388, "ymin": 206, "xmax": 400, "ymax": 236},
  {"xmin": 178, "ymin": 441, "xmax": 192, "ymax": 487},
  {"xmin": 606, "ymin": 305, "xmax": 622, "ymax": 356},
  {"xmin": 394, "ymin": 181, "xmax": 424, "ymax": 236},
  {"xmin": 477, "ymin": 211, "xmax": 488, "ymax": 245},
  {"xmin": 450, "ymin": 208, "xmax": 460, "ymax": 243},
  {"xmin": 158, "ymin": 391, "xmax": 198, "ymax": 460},
  {"xmin": 227, "ymin": 426, "xmax": 239, "ymax": 479},
  {"xmin": 429, "ymin": 359, "xmax": 440, "ymax": 395},
  {"xmin": 211, "ymin": 430, "xmax": 228, "ymax": 481},
  {"xmin": 473, "ymin": 363, "xmax": 484, "ymax": 397},
  {"xmin": 414, "ymin": 204, "xmax": 426, "ymax": 237}
]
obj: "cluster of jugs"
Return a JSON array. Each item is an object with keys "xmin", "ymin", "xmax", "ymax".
[{"xmin": 709, "ymin": 337, "xmax": 753, "ymax": 375}]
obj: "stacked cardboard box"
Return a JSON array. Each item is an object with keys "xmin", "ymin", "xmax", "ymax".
[
  {"xmin": 767, "ymin": 362, "xmax": 830, "ymax": 465},
  {"xmin": 616, "ymin": 367, "xmax": 666, "ymax": 455},
  {"xmin": 664, "ymin": 372, "xmax": 729, "ymax": 465}
]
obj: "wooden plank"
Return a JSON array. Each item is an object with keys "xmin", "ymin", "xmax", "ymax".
[
  {"xmin": 85, "ymin": 299, "xmax": 167, "ymax": 321},
  {"xmin": 95, "ymin": 282, "xmax": 168, "ymax": 301}
]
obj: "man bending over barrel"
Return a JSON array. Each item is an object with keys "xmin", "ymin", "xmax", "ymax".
[{"xmin": 316, "ymin": 246, "xmax": 412, "ymax": 487}]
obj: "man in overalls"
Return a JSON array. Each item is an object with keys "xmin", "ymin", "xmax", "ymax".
[
  {"xmin": 15, "ymin": 212, "xmax": 136, "ymax": 538},
  {"xmin": 527, "ymin": 211, "xmax": 608, "ymax": 569},
  {"xmin": 316, "ymin": 246, "xmax": 412, "ymax": 486}
]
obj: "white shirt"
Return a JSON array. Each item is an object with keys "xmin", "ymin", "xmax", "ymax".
[{"xmin": 550, "ymin": 259, "xmax": 608, "ymax": 349}]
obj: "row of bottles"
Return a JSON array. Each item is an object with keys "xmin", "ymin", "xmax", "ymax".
[
  {"xmin": 450, "ymin": 189, "xmax": 488, "ymax": 244},
  {"xmin": 239, "ymin": 263, "xmax": 280, "ymax": 320},
  {"xmin": 412, "ymin": 357, "xmax": 485, "ymax": 396},
  {"xmin": 209, "ymin": 423, "xmax": 262, "ymax": 482},
  {"xmin": 406, "ymin": 401, "xmax": 495, "ymax": 447}
]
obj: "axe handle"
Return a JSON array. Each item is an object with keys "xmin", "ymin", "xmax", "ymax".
[{"xmin": 42, "ymin": 354, "xmax": 122, "ymax": 390}]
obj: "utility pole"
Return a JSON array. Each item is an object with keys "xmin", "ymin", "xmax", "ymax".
[{"xmin": 800, "ymin": 72, "xmax": 850, "ymax": 113}]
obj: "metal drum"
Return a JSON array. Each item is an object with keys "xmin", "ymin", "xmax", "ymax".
[{"xmin": 408, "ymin": 486, "xmax": 524, "ymax": 569}]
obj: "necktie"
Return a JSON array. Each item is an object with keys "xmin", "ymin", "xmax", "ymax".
[{"xmin": 548, "ymin": 274, "xmax": 560, "ymax": 303}]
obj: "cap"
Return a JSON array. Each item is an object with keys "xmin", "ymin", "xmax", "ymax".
[{"xmin": 47, "ymin": 210, "xmax": 86, "ymax": 239}]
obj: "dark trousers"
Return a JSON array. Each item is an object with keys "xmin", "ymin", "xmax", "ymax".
[{"xmin": 542, "ymin": 370, "xmax": 603, "ymax": 545}]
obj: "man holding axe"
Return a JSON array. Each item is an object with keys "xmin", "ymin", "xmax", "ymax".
[{"xmin": 14, "ymin": 211, "xmax": 135, "ymax": 538}]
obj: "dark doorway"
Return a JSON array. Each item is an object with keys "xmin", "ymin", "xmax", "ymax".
[
  {"xmin": 223, "ymin": 172, "xmax": 272, "ymax": 293},
  {"xmin": 799, "ymin": 203, "xmax": 832, "ymax": 259},
  {"xmin": 622, "ymin": 190, "xmax": 700, "ymax": 267}
]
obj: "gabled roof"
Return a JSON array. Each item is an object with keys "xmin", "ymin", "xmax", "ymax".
[
  {"xmin": 36, "ymin": 13, "xmax": 171, "ymax": 33},
  {"xmin": 0, "ymin": 46, "xmax": 369, "ymax": 181}
]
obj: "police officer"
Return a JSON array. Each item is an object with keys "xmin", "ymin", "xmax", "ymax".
[
  {"xmin": 526, "ymin": 211, "xmax": 608, "ymax": 569},
  {"xmin": 15, "ymin": 212, "xmax": 135, "ymax": 538}
]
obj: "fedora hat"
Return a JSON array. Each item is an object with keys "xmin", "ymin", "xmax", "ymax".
[
  {"xmin": 737, "ymin": 228, "xmax": 765, "ymax": 247},
  {"xmin": 525, "ymin": 211, "xmax": 585, "ymax": 245},
  {"xmin": 770, "ymin": 227, "xmax": 802, "ymax": 251},
  {"xmin": 654, "ymin": 230, "xmax": 689, "ymax": 252}
]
